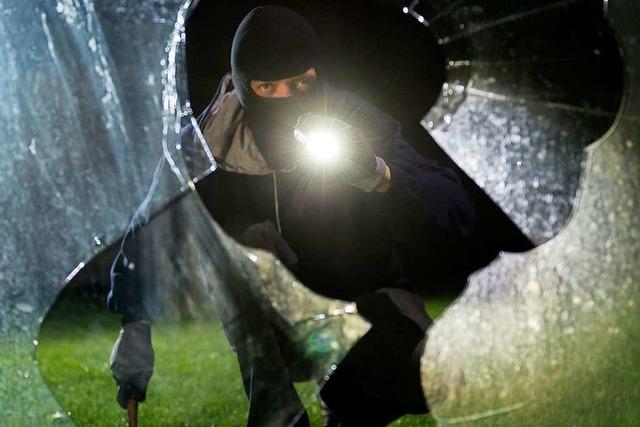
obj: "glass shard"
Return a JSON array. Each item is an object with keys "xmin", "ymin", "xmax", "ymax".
[
  {"xmin": 1, "ymin": 1, "xmax": 365, "ymax": 424},
  {"xmin": 416, "ymin": 0, "xmax": 623, "ymax": 243},
  {"xmin": 421, "ymin": 0, "xmax": 640, "ymax": 424}
]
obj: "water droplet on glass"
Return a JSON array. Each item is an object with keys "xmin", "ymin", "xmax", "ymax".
[
  {"xmin": 88, "ymin": 37, "xmax": 97, "ymax": 53},
  {"xmin": 16, "ymin": 303, "xmax": 34, "ymax": 313},
  {"xmin": 50, "ymin": 411, "xmax": 65, "ymax": 420},
  {"xmin": 344, "ymin": 303, "xmax": 356, "ymax": 314},
  {"xmin": 91, "ymin": 233, "xmax": 104, "ymax": 253}
]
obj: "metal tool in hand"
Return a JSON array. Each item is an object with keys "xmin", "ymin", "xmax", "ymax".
[{"xmin": 127, "ymin": 398, "xmax": 138, "ymax": 427}]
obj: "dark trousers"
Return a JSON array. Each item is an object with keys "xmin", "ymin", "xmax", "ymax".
[{"xmin": 320, "ymin": 288, "xmax": 432, "ymax": 426}]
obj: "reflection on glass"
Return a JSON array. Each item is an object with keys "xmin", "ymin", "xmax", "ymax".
[
  {"xmin": 416, "ymin": 0, "xmax": 624, "ymax": 244},
  {"xmin": 422, "ymin": 0, "xmax": 640, "ymax": 425},
  {"xmin": 3, "ymin": 0, "xmax": 635, "ymax": 426},
  {"xmin": 0, "ymin": 1, "xmax": 205, "ymax": 423}
]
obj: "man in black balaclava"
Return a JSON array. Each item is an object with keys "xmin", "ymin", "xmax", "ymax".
[
  {"xmin": 108, "ymin": 5, "xmax": 475, "ymax": 427},
  {"xmin": 231, "ymin": 6, "xmax": 325, "ymax": 170}
]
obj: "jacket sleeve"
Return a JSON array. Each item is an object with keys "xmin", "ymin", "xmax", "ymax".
[
  {"xmin": 382, "ymin": 123, "xmax": 475, "ymax": 248},
  {"xmin": 349, "ymin": 94, "xmax": 475, "ymax": 282},
  {"xmin": 343, "ymin": 89, "xmax": 475, "ymax": 245},
  {"xmin": 107, "ymin": 75, "xmax": 232, "ymax": 323},
  {"xmin": 107, "ymin": 226, "xmax": 157, "ymax": 324}
]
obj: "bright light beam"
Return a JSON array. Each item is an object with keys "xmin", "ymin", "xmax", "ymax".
[{"xmin": 294, "ymin": 128, "xmax": 342, "ymax": 163}]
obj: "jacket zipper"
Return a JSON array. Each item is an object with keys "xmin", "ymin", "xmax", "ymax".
[{"xmin": 272, "ymin": 172, "xmax": 282, "ymax": 234}]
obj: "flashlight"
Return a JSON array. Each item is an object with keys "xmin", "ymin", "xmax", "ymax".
[{"xmin": 294, "ymin": 114, "xmax": 343, "ymax": 163}]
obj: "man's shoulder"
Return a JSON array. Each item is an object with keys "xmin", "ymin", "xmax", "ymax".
[
  {"xmin": 324, "ymin": 85, "xmax": 401, "ymax": 148},
  {"xmin": 325, "ymin": 85, "xmax": 400, "ymax": 134},
  {"xmin": 195, "ymin": 78, "xmax": 273, "ymax": 175}
]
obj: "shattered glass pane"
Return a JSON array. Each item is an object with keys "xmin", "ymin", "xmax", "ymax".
[
  {"xmin": 414, "ymin": 0, "xmax": 623, "ymax": 244},
  {"xmin": 0, "ymin": 1, "xmax": 198, "ymax": 422},
  {"xmin": 0, "ymin": 1, "xmax": 366, "ymax": 424},
  {"xmin": 421, "ymin": 0, "xmax": 640, "ymax": 424},
  {"xmin": 5, "ymin": 0, "xmax": 636, "ymax": 424},
  {"xmin": 37, "ymin": 194, "xmax": 367, "ymax": 425}
]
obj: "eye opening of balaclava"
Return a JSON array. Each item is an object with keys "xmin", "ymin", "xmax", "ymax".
[{"xmin": 231, "ymin": 6, "xmax": 326, "ymax": 170}]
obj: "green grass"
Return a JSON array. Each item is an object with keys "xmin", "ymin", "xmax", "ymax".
[
  {"xmin": 37, "ymin": 295, "xmax": 454, "ymax": 426},
  {"xmin": 38, "ymin": 297, "xmax": 247, "ymax": 426}
]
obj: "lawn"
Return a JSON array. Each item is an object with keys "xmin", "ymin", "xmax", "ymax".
[{"xmin": 37, "ymin": 293, "xmax": 453, "ymax": 426}]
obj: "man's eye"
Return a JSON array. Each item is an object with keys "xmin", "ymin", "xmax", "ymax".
[
  {"xmin": 260, "ymin": 84, "xmax": 274, "ymax": 91},
  {"xmin": 295, "ymin": 80, "xmax": 312, "ymax": 91}
]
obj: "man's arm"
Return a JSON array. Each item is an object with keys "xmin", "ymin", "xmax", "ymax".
[
  {"xmin": 108, "ymin": 225, "xmax": 157, "ymax": 323},
  {"xmin": 382, "ymin": 122, "xmax": 475, "ymax": 241},
  {"xmin": 336, "ymin": 89, "xmax": 475, "ymax": 286},
  {"xmin": 107, "ymin": 228, "xmax": 156, "ymax": 410},
  {"xmin": 337, "ymin": 89, "xmax": 475, "ymax": 241},
  {"xmin": 376, "ymin": 120, "xmax": 476, "ymax": 289}
]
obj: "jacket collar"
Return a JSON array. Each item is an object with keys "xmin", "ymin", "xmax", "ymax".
[{"xmin": 199, "ymin": 74, "xmax": 274, "ymax": 176}]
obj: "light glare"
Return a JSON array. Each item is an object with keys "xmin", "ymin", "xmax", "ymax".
[{"xmin": 304, "ymin": 131, "xmax": 341, "ymax": 161}]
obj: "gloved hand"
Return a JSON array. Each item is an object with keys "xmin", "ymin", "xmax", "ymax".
[
  {"xmin": 109, "ymin": 320, "xmax": 154, "ymax": 409},
  {"xmin": 239, "ymin": 220, "xmax": 298, "ymax": 268},
  {"xmin": 294, "ymin": 113, "xmax": 378, "ymax": 184}
]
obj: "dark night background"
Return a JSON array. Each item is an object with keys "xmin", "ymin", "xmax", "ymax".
[
  {"xmin": 32, "ymin": 3, "xmax": 630, "ymax": 425},
  {"xmin": 186, "ymin": 0, "xmax": 534, "ymax": 295},
  {"xmin": 63, "ymin": 0, "xmax": 625, "ymax": 299},
  {"xmin": 62, "ymin": 0, "xmax": 541, "ymax": 299}
]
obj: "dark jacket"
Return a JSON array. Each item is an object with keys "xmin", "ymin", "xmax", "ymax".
[{"xmin": 108, "ymin": 74, "xmax": 474, "ymax": 319}]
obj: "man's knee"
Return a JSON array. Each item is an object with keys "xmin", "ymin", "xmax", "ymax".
[{"xmin": 320, "ymin": 298, "xmax": 430, "ymax": 426}]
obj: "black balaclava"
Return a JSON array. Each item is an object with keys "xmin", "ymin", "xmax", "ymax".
[{"xmin": 231, "ymin": 6, "xmax": 325, "ymax": 170}]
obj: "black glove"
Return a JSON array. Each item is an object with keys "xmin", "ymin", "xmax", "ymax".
[
  {"xmin": 109, "ymin": 320, "xmax": 154, "ymax": 409},
  {"xmin": 238, "ymin": 220, "xmax": 298, "ymax": 268},
  {"xmin": 294, "ymin": 113, "xmax": 377, "ymax": 184}
]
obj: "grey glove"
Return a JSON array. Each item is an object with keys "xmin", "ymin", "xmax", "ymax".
[
  {"xmin": 239, "ymin": 220, "xmax": 298, "ymax": 268},
  {"xmin": 294, "ymin": 113, "xmax": 378, "ymax": 184},
  {"xmin": 109, "ymin": 320, "xmax": 154, "ymax": 409}
]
